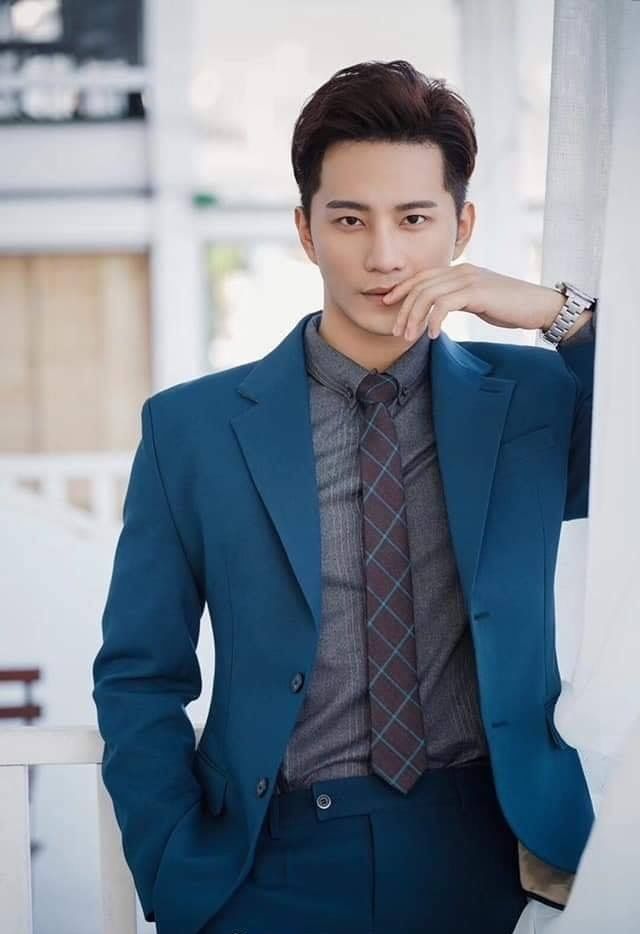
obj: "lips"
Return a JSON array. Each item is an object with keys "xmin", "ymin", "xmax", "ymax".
[{"xmin": 363, "ymin": 288, "xmax": 394, "ymax": 295}]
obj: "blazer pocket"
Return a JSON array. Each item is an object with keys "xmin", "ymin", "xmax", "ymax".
[
  {"xmin": 499, "ymin": 425, "xmax": 556, "ymax": 461},
  {"xmin": 194, "ymin": 748, "xmax": 229, "ymax": 816}
]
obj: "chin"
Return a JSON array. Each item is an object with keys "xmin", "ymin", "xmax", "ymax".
[
  {"xmin": 328, "ymin": 295, "xmax": 397, "ymax": 338},
  {"xmin": 363, "ymin": 319, "xmax": 396, "ymax": 337},
  {"xmin": 352, "ymin": 306, "xmax": 397, "ymax": 337}
]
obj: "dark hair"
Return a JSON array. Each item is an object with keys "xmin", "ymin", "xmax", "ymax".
[{"xmin": 291, "ymin": 60, "xmax": 477, "ymax": 225}]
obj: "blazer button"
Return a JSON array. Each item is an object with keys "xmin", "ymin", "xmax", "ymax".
[
  {"xmin": 290, "ymin": 672, "xmax": 305, "ymax": 692},
  {"xmin": 256, "ymin": 777, "xmax": 269, "ymax": 797}
]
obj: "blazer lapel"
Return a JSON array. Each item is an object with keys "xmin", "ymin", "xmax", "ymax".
[
  {"xmin": 231, "ymin": 313, "xmax": 516, "ymax": 633},
  {"xmin": 231, "ymin": 314, "xmax": 323, "ymax": 631},
  {"xmin": 430, "ymin": 331, "xmax": 516, "ymax": 604}
]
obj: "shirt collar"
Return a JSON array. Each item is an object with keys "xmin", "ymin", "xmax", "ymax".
[{"xmin": 303, "ymin": 311, "xmax": 431, "ymax": 409}]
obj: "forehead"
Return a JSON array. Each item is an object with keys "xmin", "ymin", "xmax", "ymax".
[{"xmin": 319, "ymin": 140, "xmax": 445, "ymax": 194}]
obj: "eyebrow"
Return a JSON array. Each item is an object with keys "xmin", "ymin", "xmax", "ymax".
[{"xmin": 325, "ymin": 199, "xmax": 439, "ymax": 211}]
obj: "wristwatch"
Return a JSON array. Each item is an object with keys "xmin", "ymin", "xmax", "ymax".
[{"xmin": 541, "ymin": 281, "xmax": 598, "ymax": 346}]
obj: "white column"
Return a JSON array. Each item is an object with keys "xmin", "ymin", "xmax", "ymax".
[
  {"xmin": 457, "ymin": 0, "xmax": 529, "ymax": 287},
  {"xmin": 145, "ymin": 0, "xmax": 207, "ymax": 391}
]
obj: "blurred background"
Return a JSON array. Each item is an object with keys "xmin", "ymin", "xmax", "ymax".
[{"xmin": 1, "ymin": 1, "xmax": 630, "ymax": 932}]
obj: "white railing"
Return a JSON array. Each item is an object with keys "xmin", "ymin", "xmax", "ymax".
[
  {"xmin": 0, "ymin": 725, "xmax": 204, "ymax": 934},
  {"xmin": 0, "ymin": 452, "xmax": 133, "ymax": 531}
]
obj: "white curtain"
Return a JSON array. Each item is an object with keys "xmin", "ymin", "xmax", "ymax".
[{"xmin": 515, "ymin": 0, "xmax": 640, "ymax": 930}]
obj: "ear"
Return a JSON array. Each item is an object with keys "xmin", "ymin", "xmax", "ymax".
[
  {"xmin": 294, "ymin": 205, "xmax": 318, "ymax": 265},
  {"xmin": 452, "ymin": 201, "xmax": 475, "ymax": 261}
]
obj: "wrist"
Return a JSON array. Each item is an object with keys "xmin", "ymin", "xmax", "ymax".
[
  {"xmin": 540, "ymin": 288, "xmax": 567, "ymax": 331},
  {"xmin": 539, "ymin": 281, "xmax": 597, "ymax": 345},
  {"xmin": 558, "ymin": 308, "xmax": 593, "ymax": 342}
]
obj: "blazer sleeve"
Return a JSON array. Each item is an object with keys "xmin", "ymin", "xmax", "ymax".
[
  {"xmin": 92, "ymin": 397, "xmax": 205, "ymax": 923},
  {"xmin": 556, "ymin": 311, "xmax": 596, "ymax": 521}
]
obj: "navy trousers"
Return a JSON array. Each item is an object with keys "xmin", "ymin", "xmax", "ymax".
[{"xmin": 201, "ymin": 759, "xmax": 529, "ymax": 934}]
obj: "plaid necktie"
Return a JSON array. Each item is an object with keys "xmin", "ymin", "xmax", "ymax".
[{"xmin": 355, "ymin": 370, "xmax": 428, "ymax": 793}]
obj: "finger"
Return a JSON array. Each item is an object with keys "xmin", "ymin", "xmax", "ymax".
[
  {"xmin": 382, "ymin": 266, "xmax": 449, "ymax": 307},
  {"xmin": 397, "ymin": 277, "xmax": 470, "ymax": 339},
  {"xmin": 425, "ymin": 288, "xmax": 472, "ymax": 338},
  {"xmin": 392, "ymin": 286, "xmax": 424, "ymax": 338},
  {"xmin": 383, "ymin": 262, "xmax": 474, "ymax": 307},
  {"xmin": 427, "ymin": 308, "xmax": 447, "ymax": 339},
  {"xmin": 391, "ymin": 279, "xmax": 448, "ymax": 337}
]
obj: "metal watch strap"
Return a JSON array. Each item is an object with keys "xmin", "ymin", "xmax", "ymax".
[{"xmin": 541, "ymin": 281, "xmax": 596, "ymax": 346}]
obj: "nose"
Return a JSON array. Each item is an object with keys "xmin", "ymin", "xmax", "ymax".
[{"xmin": 363, "ymin": 226, "xmax": 406, "ymax": 273}]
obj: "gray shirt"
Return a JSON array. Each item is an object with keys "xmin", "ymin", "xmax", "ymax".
[{"xmin": 276, "ymin": 312, "xmax": 491, "ymax": 792}]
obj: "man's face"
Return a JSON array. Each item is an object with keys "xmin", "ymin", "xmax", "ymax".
[{"xmin": 295, "ymin": 140, "xmax": 474, "ymax": 342}]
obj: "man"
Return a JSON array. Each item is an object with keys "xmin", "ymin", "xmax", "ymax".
[{"xmin": 92, "ymin": 60, "xmax": 597, "ymax": 934}]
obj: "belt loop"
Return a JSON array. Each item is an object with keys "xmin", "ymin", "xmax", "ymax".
[{"xmin": 268, "ymin": 792, "xmax": 281, "ymax": 839}]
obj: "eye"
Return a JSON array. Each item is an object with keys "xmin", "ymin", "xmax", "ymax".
[{"xmin": 334, "ymin": 215, "xmax": 432, "ymax": 228}]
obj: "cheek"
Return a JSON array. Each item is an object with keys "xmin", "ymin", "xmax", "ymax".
[
  {"xmin": 317, "ymin": 239, "xmax": 354, "ymax": 278},
  {"xmin": 411, "ymin": 230, "xmax": 451, "ymax": 259}
]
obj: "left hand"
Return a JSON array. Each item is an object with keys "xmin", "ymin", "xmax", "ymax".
[{"xmin": 381, "ymin": 263, "xmax": 565, "ymax": 340}]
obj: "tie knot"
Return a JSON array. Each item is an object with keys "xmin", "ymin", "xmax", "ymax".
[{"xmin": 355, "ymin": 370, "xmax": 400, "ymax": 407}]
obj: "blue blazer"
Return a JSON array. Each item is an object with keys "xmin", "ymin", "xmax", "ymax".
[{"xmin": 92, "ymin": 311, "xmax": 596, "ymax": 933}]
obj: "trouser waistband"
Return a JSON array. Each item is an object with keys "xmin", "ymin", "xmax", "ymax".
[{"xmin": 267, "ymin": 757, "xmax": 493, "ymax": 839}]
